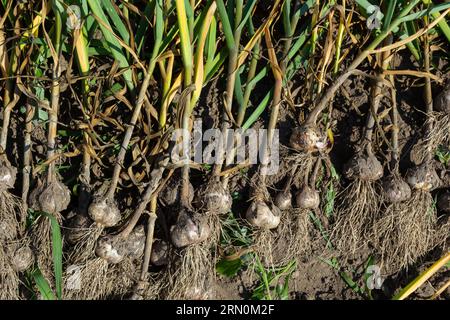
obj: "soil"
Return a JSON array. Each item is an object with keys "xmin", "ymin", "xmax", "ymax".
[
  {"xmin": 2, "ymin": 12, "xmax": 449, "ymax": 301},
  {"xmin": 202, "ymin": 50, "xmax": 450, "ymax": 300}
]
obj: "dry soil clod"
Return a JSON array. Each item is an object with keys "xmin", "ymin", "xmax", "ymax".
[
  {"xmin": 437, "ymin": 191, "xmax": 450, "ymax": 214},
  {"xmin": 434, "ymin": 83, "xmax": 450, "ymax": 114}
]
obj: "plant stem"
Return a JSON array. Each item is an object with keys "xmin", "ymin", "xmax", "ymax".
[
  {"xmin": 389, "ymin": 74, "xmax": 400, "ymax": 171},
  {"xmin": 363, "ymin": 36, "xmax": 392, "ymax": 154},
  {"xmin": 106, "ymin": 1, "xmax": 163, "ymax": 199},
  {"xmin": 134, "ymin": 196, "xmax": 158, "ymax": 293},
  {"xmin": 214, "ymin": 0, "xmax": 243, "ymax": 178},
  {"xmin": 423, "ymin": 21, "xmax": 433, "ymax": 163},
  {"xmin": 46, "ymin": 10, "xmax": 62, "ymax": 183},
  {"xmin": 305, "ymin": 0, "xmax": 421, "ymax": 126},
  {"xmin": 119, "ymin": 158, "xmax": 168, "ymax": 238},
  {"xmin": 175, "ymin": 0, "xmax": 194, "ymax": 207},
  {"xmin": 22, "ymin": 99, "xmax": 34, "ymax": 210},
  {"xmin": 260, "ymin": 29, "xmax": 282, "ymax": 183}
]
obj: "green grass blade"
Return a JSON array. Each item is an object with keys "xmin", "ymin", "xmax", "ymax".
[
  {"xmin": 175, "ymin": 0, "xmax": 193, "ymax": 87},
  {"xmin": 242, "ymin": 89, "xmax": 273, "ymax": 131},
  {"xmin": 282, "ymin": 0, "xmax": 292, "ymax": 37},
  {"xmin": 234, "ymin": 67, "xmax": 245, "ymax": 108},
  {"xmin": 217, "ymin": 0, "xmax": 236, "ymax": 50},
  {"xmin": 87, "ymin": 0, "xmax": 134, "ymax": 91},
  {"xmin": 226, "ymin": 0, "xmax": 235, "ymax": 29},
  {"xmin": 135, "ymin": 1, "xmax": 155, "ymax": 54},
  {"xmin": 400, "ymin": 2, "xmax": 450, "ymax": 23},
  {"xmin": 401, "ymin": 21, "xmax": 421, "ymax": 61},
  {"xmin": 205, "ymin": 46, "xmax": 228, "ymax": 81},
  {"xmin": 206, "ymin": 15, "xmax": 217, "ymax": 63},
  {"xmin": 383, "ymin": 0, "xmax": 397, "ymax": 28},
  {"xmin": 422, "ymin": 0, "xmax": 450, "ymax": 43},
  {"xmin": 32, "ymin": 268, "xmax": 56, "ymax": 300},
  {"xmin": 235, "ymin": 0, "xmax": 258, "ymax": 33},
  {"xmin": 101, "ymin": 0, "xmax": 130, "ymax": 45},
  {"xmin": 41, "ymin": 212, "xmax": 63, "ymax": 300}
]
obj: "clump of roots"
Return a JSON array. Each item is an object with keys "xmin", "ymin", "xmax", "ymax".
[
  {"xmin": 130, "ymin": 272, "xmax": 165, "ymax": 300},
  {"xmin": 0, "ymin": 244, "xmax": 20, "ymax": 300},
  {"xmin": 64, "ymin": 258, "xmax": 138, "ymax": 300},
  {"xmin": 372, "ymin": 191, "xmax": 438, "ymax": 274},
  {"xmin": 28, "ymin": 178, "xmax": 70, "ymax": 277},
  {"xmin": 64, "ymin": 226, "xmax": 145, "ymax": 299},
  {"xmin": 66, "ymin": 215, "xmax": 104, "ymax": 264},
  {"xmin": 333, "ymin": 180, "xmax": 380, "ymax": 255},
  {"xmin": 0, "ymin": 189, "xmax": 24, "ymax": 241},
  {"xmin": 67, "ymin": 186, "xmax": 123, "ymax": 264},
  {"xmin": 63, "ymin": 257, "xmax": 110, "ymax": 300},
  {"xmin": 165, "ymin": 243, "xmax": 215, "ymax": 299},
  {"xmin": 276, "ymin": 207, "xmax": 312, "ymax": 264},
  {"xmin": 412, "ymin": 114, "xmax": 450, "ymax": 165},
  {"xmin": 163, "ymin": 205, "xmax": 221, "ymax": 300},
  {"xmin": 283, "ymin": 150, "xmax": 317, "ymax": 188}
]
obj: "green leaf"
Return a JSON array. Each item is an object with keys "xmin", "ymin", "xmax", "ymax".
[
  {"xmin": 436, "ymin": 146, "xmax": 450, "ymax": 166},
  {"xmin": 38, "ymin": 108, "xmax": 49, "ymax": 121},
  {"xmin": 400, "ymin": 2, "xmax": 450, "ymax": 23},
  {"xmin": 101, "ymin": 0, "xmax": 130, "ymax": 45},
  {"xmin": 86, "ymin": 0, "xmax": 134, "ymax": 91},
  {"xmin": 216, "ymin": 257, "xmax": 243, "ymax": 277},
  {"xmin": 339, "ymin": 271, "xmax": 362, "ymax": 294},
  {"xmin": 32, "ymin": 268, "xmax": 56, "ymax": 300},
  {"xmin": 324, "ymin": 183, "xmax": 336, "ymax": 219},
  {"xmin": 135, "ymin": 1, "xmax": 155, "ymax": 54},
  {"xmin": 242, "ymin": 89, "xmax": 273, "ymax": 131},
  {"xmin": 103, "ymin": 82, "xmax": 124, "ymax": 97},
  {"xmin": 277, "ymin": 276, "xmax": 291, "ymax": 300},
  {"xmin": 41, "ymin": 212, "xmax": 63, "ymax": 300}
]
